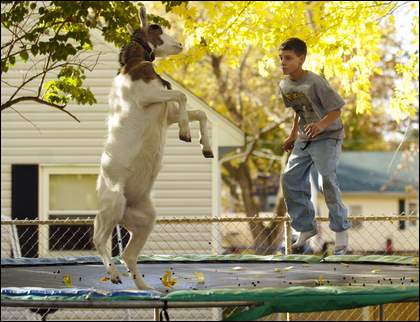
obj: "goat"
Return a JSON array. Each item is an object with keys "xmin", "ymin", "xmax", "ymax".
[{"xmin": 94, "ymin": 6, "xmax": 214, "ymax": 290}]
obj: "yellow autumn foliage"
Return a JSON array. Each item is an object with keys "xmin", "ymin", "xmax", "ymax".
[{"xmin": 151, "ymin": 1, "xmax": 418, "ymax": 124}]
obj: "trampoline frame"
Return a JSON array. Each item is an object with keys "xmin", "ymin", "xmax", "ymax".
[{"xmin": 2, "ymin": 297, "xmax": 418, "ymax": 321}]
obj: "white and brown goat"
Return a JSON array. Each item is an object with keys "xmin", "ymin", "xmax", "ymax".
[{"xmin": 94, "ymin": 6, "xmax": 213, "ymax": 290}]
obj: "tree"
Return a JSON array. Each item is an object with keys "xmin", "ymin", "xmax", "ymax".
[
  {"xmin": 2, "ymin": 1, "xmax": 417, "ymax": 254},
  {"xmin": 150, "ymin": 1, "xmax": 418, "ymax": 253},
  {"xmin": 1, "ymin": 1, "xmax": 173, "ymax": 121}
]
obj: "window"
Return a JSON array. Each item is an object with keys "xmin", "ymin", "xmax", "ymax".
[
  {"xmin": 349, "ymin": 205, "xmax": 362, "ymax": 228},
  {"xmin": 39, "ymin": 167, "xmax": 100, "ymax": 257},
  {"xmin": 407, "ymin": 201, "xmax": 418, "ymax": 227},
  {"xmin": 398, "ymin": 199, "xmax": 406, "ymax": 230}
]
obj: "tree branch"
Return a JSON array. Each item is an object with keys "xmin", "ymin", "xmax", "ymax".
[
  {"xmin": 237, "ymin": 45, "xmax": 252, "ymax": 128},
  {"xmin": 1, "ymin": 96, "xmax": 80, "ymax": 122},
  {"xmin": 243, "ymin": 121, "xmax": 285, "ymax": 164},
  {"xmin": 10, "ymin": 107, "xmax": 42, "ymax": 133},
  {"xmin": 219, "ymin": 1, "xmax": 253, "ymax": 36},
  {"xmin": 210, "ymin": 54, "xmax": 243, "ymax": 124}
]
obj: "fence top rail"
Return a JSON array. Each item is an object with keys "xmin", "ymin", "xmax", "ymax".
[{"xmin": 1, "ymin": 215, "xmax": 419, "ymax": 225}]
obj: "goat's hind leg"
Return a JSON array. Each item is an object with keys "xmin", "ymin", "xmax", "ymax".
[
  {"xmin": 120, "ymin": 198, "xmax": 156, "ymax": 290},
  {"xmin": 94, "ymin": 179, "xmax": 126, "ymax": 284}
]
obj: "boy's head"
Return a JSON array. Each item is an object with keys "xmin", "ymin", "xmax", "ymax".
[{"xmin": 279, "ymin": 38, "xmax": 307, "ymax": 75}]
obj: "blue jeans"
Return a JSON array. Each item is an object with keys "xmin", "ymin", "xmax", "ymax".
[{"xmin": 281, "ymin": 139, "xmax": 351, "ymax": 233}]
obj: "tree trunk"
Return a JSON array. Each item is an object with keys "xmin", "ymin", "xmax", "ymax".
[{"xmin": 224, "ymin": 159, "xmax": 287, "ymax": 255}]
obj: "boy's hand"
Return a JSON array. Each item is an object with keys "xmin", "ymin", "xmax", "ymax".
[
  {"xmin": 304, "ymin": 122, "xmax": 324, "ymax": 138},
  {"xmin": 283, "ymin": 136, "xmax": 296, "ymax": 153}
]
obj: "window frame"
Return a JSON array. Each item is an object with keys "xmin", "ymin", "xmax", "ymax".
[
  {"xmin": 39, "ymin": 165, "xmax": 104, "ymax": 257},
  {"xmin": 407, "ymin": 199, "xmax": 418, "ymax": 227}
]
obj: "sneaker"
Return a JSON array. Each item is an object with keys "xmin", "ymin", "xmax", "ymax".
[
  {"xmin": 333, "ymin": 245, "xmax": 348, "ymax": 255},
  {"xmin": 291, "ymin": 227, "xmax": 318, "ymax": 252},
  {"xmin": 334, "ymin": 230, "xmax": 348, "ymax": 255}
]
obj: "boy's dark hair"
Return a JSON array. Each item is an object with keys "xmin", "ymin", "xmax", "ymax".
[{"xmin": 279, "ymin": 38, "xmax": 307, "ymax": 57}]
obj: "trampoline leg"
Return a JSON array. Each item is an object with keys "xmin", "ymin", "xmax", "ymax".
[
  {"xmin": 379, "ymin": 304, "xmax": 385, "ymax": 321},
  {"xmin": 154, "ymin": 308, "xmax": 160, "ymax": 321}
]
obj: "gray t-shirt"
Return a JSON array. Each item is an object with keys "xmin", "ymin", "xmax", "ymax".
[{"xmin": 278, "ymin": 71, "xmax": 345, "ymax": 141}]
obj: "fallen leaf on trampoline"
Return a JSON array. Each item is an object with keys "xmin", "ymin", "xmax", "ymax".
[
  {"xmin": 371, "ymin": 269, "xmax": 381, "ymax": 274},
  {"xmin": 63, "ymin": 275, "xmax": 72, "ymax": 287},
  {"xmin": 100, "ymin": 276, "xmax": 110, "ymax": 282},
  {"xmin": 284, "ymin": 266, "xmax": 294, "ymax": 271},
  {"xmin": 194, "ymin": 272, "xmax": 205, "ymax": 284},
  {"xmin": 162, "ymin": 271, "xmax": 177, "ymax": 288}
]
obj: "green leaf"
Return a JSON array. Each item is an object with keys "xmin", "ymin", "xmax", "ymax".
[
  {"xmin": 1, "ymin": 60, "xmax": 9, "ymax": 73},
  {"xmin": 19, "ymin": 51, "xmax": 29, "ymax": 62},
  {"xmin": 30, "ymin": 45, "xmax": 39, "ymax": 56}
]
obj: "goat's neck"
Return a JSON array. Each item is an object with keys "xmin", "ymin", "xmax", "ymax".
[{"xmin": 132, "ymin": 36, "xmax": 155, "ymax": 62}]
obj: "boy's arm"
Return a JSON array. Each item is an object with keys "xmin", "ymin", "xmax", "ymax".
[
  {"xmin": 283, "ymin": 113, "xmax": 299, "ymax": 152},
  {"xmin": 289, "ymin": 112, "xmax": 299, "ymax": 139},
  {"xmin": 304, "ymin": 109, "xmax": 341, "ymax": 138},
  {"xmin": 318, "ymin": 109, "xmax": 341, "ymax": 130}
]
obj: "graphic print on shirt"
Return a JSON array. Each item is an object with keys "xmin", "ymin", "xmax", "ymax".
[{"xmin": 284, "ymin": 91, "xmax": 319, "ymax": 124}]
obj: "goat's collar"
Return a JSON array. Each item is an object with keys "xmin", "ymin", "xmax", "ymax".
[{"xmin": 133, "ymin": 37, "xmax": 155, "ymax": 62}]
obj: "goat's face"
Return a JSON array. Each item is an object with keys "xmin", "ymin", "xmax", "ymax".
[
  {"xmin": 145, "ymin": 24, "xmax": 183, "ymax": 57},
  {"xmin": 128, "ymin": 6, "xmax": 182, "ymax": 58}
]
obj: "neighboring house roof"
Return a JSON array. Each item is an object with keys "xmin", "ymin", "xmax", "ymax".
[
  {"xmin": 333, "ymin": 152, "xmax": 419, "ymax": 193},
  {"xmin": 254, "ymin": 151, "xmax": 419, "ymax": 195}
]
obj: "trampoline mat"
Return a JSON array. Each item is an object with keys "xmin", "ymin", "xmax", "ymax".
[{"xmin": 2, "ymin": 261, "xmax": 419, "ymax": 292}]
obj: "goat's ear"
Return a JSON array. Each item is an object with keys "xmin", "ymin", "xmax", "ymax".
[
  {"xmin": 139, "ymin": 6, "xmax": 148, "ymax": 29},
  {"xmin": 126, "ymin": 24, "xmax": 134, "ymax": 35}
]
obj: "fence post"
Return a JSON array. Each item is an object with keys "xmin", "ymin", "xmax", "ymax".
[{"xmin": 284, "ymin": 220, "xmax": 292, "ymax": 255}]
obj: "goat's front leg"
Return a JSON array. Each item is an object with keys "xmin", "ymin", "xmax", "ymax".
[
  {"xmin": 142, "ymin": 89, "xmax": 191, "ymax": 142},
  {"xmin": 168, "ymin": 103, "xmax": 214, "ymax": 158}
]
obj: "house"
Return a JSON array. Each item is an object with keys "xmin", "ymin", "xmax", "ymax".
[
  {"xmin": 1, "ymin": 28, "xmax": 244, "ymax": 260},
  {"xmin": 222, "ymin": 151, "xmax": 419, "ymax": 255},
  {"xmin": 314, "ymin": 151, "xmax": 419, "ymax": 254}
]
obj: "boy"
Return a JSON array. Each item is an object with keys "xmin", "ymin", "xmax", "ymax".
[{"xmin": 278, "ymin": 38, "xmax": 351, "ymax": 255}]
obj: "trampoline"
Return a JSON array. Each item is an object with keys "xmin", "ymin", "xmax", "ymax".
[{"xmin": 1, "ymin": 254, "xmax": 419, "ymax": 321}]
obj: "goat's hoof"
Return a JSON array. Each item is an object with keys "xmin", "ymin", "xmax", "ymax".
[
  {"xmin": 203, "ymin": 150, "xmax": 214, "ymax": 158},
  {"xmin": 111, "ymin": 276, "xmax": 122, "ymax": 284},
  {"xmin": 179, "ymin": 135, "xmax": 192, "ymax": 142}
]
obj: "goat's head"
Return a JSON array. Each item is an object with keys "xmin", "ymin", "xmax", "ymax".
[{"xmin": 127, "ymin": 6, "xmax": 182, "ymax": 58}]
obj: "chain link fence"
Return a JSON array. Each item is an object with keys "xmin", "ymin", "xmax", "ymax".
[{"xmin": 1, "ymin": 215, "xmax": 419, "ymax": 321}]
